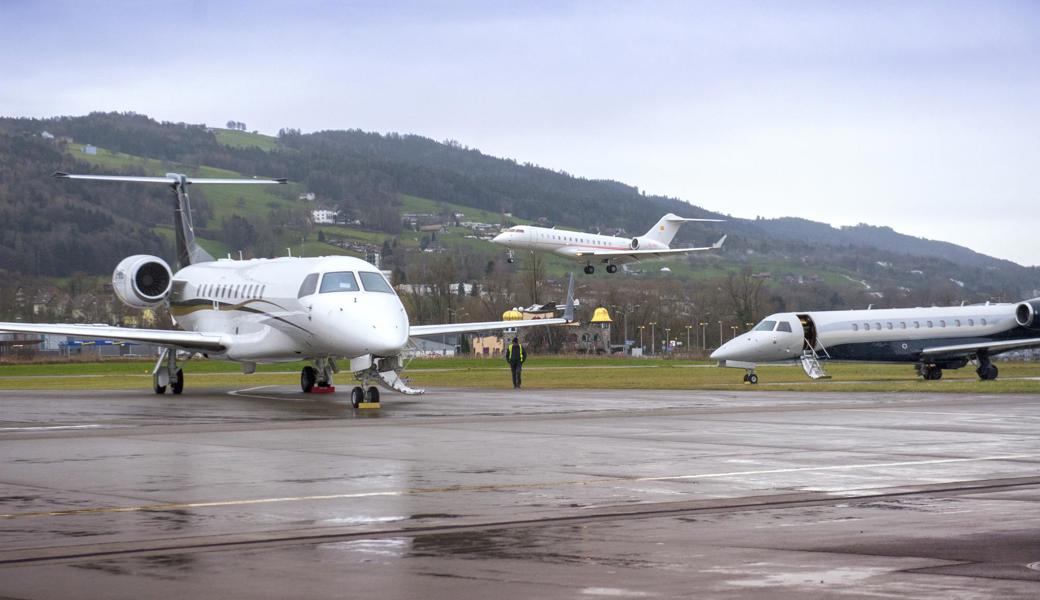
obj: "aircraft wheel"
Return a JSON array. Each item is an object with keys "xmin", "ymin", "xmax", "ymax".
[
  {"xmin": 606, "ymin": 264, "xmax": 617, "ymax": 274},
  {"xmin": 742, "ymin": 373, "xmax": 749, "ymax": 383},
  {"xmin": 350, "ymin": 386, "xmax": 364, "ymax": 408},
  {"xmin": 978, "ymin": 364, "xmax": 998, "ymax": 380},
  {"xmin": 301, "ymin": 366, "xmax": 317, "ymax": 392},
  {"xmin": 583, "ymin": 265, "xmax": 594, "ymax": 275},
  {"xmin": 171, "ymin": 369, "xmax": 184, "ymax": 395},
  {"xmin": 925, "ymin": 367, "xmax": 942, "ymax": 381},
  {"xmin": 154, "ymin": 383, "xmax": 167, "ymax": 395},
  {"xmin": 366, "ymin": 386, "xmax": 380, "ymax": 403},
  {"xmin": 748, "ymin": 373, "xmax": 759, "ymax": 385}
]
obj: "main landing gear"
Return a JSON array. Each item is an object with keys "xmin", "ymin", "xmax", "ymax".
[
  {"xmin": 583, "ymin": 263, "xmax": 619, "ymax": 275},
  {"xmin": 153, "ymin": 348, "xmax": 185, "ymax": 395},
  {"xmin": 917, "ymin": 364, "xmax": 943, "ymax": 381},
  {"xmin": 975, "ymin": 351, "xmax": 999, "ymax": 381},
  {"xmin": 742, "ymin": 369, "xmax": 759, "ymax": 385},
  {"xmin": 301, "ymin": 357, "xmax": 337, "ymax": 393}
]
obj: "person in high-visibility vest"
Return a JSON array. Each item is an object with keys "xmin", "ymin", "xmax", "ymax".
[{"xmin": 506, "ymin": 336, "xmax": 527, "ymax": 389}]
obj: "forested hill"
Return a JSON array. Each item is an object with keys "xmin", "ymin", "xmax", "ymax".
[{"xmin": 0, "ymin": 112, "xmax": 1036, "ymax": 298}]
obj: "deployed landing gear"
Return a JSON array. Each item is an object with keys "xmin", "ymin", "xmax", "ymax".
[
  {"xmin": 976, "ymin": 351, "xmax": 999, "ymax": 381},
  {"xmin": 302, "ymin": 358, "xmax": 337, "ymax": 392},
  {"xmin": 606, "ymin": 264, "xmax": 618, "ymax": 274},
  {"xmin": 153, "ymin": 348, "xmax": 185, "ymax": 395},
  {"xmin": 366, "ymin": 386, "xmax": 380, "ymax": 403},
  {"xmin": 506, "ymin": 249, "xmax": 515, "ymax": 264},
  {"xmin": 583, "ymin": 264, "xmax": 595, "ymax": 275},
  {"xmin": 742, "ymin": 370, "xmax": 759, "ymax": 385},
  {"xmin": 301, "ymin": 366, "xmax": 317, "ymax": 392},
  {"xmin": 350, "ymin": 386, "xmax": 364, "ymax": 408},
  {"xmin": 918, "ymin": 364, "xmax": 943, "ymax": 381}
]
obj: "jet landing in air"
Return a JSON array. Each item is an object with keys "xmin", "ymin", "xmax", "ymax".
[
  {"xmin": 492, "ymin": 213, "xmax": 725, "ymax": 274},
  {"xmin": 710, "ymin": 300, "xmax": 1040, "ymax": 384},
  {"xmin": 0, "ymin": 172, "xmax": 575, "ymax": 408}
]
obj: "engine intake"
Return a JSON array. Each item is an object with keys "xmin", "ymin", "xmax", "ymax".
[
  {"xmin": 112, "ymin": 255, "xmax": 173, "ymax": 309},
  {"xmin": 630, "ymin": 237, "xmax": 640, "ymax": 250},
  {"xmin": 1014, "ymin": 298, "xmax": 1040, "ymax": 329}
]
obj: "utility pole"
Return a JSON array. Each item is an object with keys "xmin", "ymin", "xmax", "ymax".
[
  {"xmin": 700, "ymin": 322, "xmax": 707, "ymax": 350},
  {"xmin": 717, "ymin": 320, "xmax": 723, "ymax": 349},
  {"xmin": 638, "ymin": 326, "xmax": 645, "ymax": 353},
  {"xmin": 649, "ymin": 322, "xmax": 656, "ymax": 356},
  {"xmin": 686, "ymin": 325, "xmax": 692, "ymax": 355}
]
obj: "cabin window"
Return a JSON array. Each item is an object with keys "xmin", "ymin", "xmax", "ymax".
[
  {"xmin": 320, "ymin": 272, "xmax": 360, "ymax": 293},
  {"xmin": 927, "ymin": 320, "xmax": 933, "ymax": 328},
  {"xmin": 886, "ymin": 322, "xmax": 893, "ymax": 330},
  {"xmin": 955, "ymin": 319, "xmax": 961, "ymax": 327},
  {"xmin": 900, "ymin": 322, "xmax": 906, "ymax": 329},
  {"xmin": 852, "ymin": 323, "xmax": 859, "ymax": 331},
  {"xmin": 777, "ymin": 321, "xmax": 793, "ymax": 333},
  {"xmin": 939, "ymin": 320, "xmax": 946, "ymax": 328},
  {"xmin": 360, "ymin": 271, "xmax": 394, "ymax": 294},
  {"xmin": 863, "ymin": 322, "xmax": 870, "ymax": 331},
  {"xmin": 981, "ymin": 318, "xmax": 987, "ymax": 326},
  {"xmin": 968, "ymin": 318, "xmax": 974, "ymax": 326},
  {"xmin": 752, "ymin": 320, "xmax": 777, "ymax": 332},
  {"xmin": 914, "ymin": 321, "xmax": 920, "ymax": 328},
  {"xmin": 297, "ymin": 273, "xmax": 319, "ymax": 298},
  {"xmin": 874, "ymin": 322, "xmax": 881, "ymax": 330}
]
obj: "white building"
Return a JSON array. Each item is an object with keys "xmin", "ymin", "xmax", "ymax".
[{"xmin": 311, "ymin": 209, "xmax": 338, "ymax": 224}]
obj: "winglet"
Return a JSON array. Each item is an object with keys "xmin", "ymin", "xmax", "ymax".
[
  {"xmin": 53, "ymin": 171, "xmax": 70, "ymax": 178},
  {"xmin": 712, "ymin": 234, "xmax": 728, "ymax": 249},
  {"xmin": 563, "ymin": 272, "xmax": 576, "ymax": 322}
]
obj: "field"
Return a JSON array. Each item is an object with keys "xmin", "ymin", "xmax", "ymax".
[{"xmin": 2, "ymin": 357, "xmax": 1039, "ymax": 393}]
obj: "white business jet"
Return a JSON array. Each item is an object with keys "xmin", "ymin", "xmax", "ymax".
[
  {"xmin": 492, "ymin": 214, "xmax": 725, "ymax": 274},
  {"xmin": 0, "ymin": 173, "xmax": 574, "ymax": 407},
  {"xmin": 710, "ymin": 300, "xmax": 1040, "ymax": 384}
]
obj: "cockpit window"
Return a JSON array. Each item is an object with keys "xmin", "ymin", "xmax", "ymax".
[
  {"xmin": 359, "ymin": 271, "xmax": 394, "ymax": 294},
  {"xmin": 777, "ymin": 321, "xmax": 793, "ymax": 333},
  {"xmin": 297, "ymin": 273, "xmax": 319, "ymax": 298},
  {"xmin": 320, "ymin": 271, "xmax": 360, "ymax": 293},
  {"xmin": 753, "ymin": 320, "xmax": 777, "ymax": 332}
]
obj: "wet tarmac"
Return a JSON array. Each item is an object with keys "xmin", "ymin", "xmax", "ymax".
[{"xmin": 1, "ymin": 385, "xmax": 1039, "ymax": 598}]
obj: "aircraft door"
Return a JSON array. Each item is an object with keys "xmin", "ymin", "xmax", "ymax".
[{"xmin": 796, "ymin": 314, "xmax": 817, "ymax": 351}]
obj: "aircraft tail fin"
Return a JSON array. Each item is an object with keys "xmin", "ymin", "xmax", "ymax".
[
  {"xmin": 54, "ymin": 172, "xmax": 286, "ymax": 269},
  {"xmin": 642, "ymin": 213, "xmax": 725, "ymax": 246}
]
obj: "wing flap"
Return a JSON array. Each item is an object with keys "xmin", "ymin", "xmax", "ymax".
[
  {"xmin": 0, "ymin": 322, "xmax": 226, "ymax": 352},
  {"xmin": 921, "ymin": 337, "xmax": 1040, "ymax": 356}
]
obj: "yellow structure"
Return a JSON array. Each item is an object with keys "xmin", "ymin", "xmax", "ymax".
[
  {"xmin": 590, "ymin": 307, "xmax": 613, "ymax": 323},
  {"xmin": 502, "ymin": 309, "xmax": 523, "ymax": 320}
]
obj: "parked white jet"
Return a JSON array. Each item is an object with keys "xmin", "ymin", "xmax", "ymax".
[
  {"xmin": 492, "ymin": 214, "xmax": 725, "ymax": 274},
  {"xmin": 710, "ymin": 301, "xmax": 1040, "ymax": 384},
  {"xmin": 0, "ymin": 173, "xmax": 575, "ymax": 407}
]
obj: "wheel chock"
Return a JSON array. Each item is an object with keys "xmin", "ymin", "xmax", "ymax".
[
  {"xmin": 309, "ymin": 386, "xmax": 336, "ymax": 394},
  {"xmin": 357, "ymin": 402, "xmax": 380, "ymax": 409}
]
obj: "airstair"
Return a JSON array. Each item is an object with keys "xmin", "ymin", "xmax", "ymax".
[{"xmin": 800, "ymin": 345, "xmax": 831, "ymax": 379}]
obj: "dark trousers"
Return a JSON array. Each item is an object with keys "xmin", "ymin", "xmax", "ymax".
[{"xmin": 510, "ymin": 363, "xmax": 522, "ymax": 388}]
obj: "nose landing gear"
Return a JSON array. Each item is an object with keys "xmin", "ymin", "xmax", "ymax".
[
  {"xmin": 742, "ymin": 369, "xmax": 759, "ymax": 385},
  {"xmin": 506, "ymin": 249, "xmax": 515, "ymax": 264}
]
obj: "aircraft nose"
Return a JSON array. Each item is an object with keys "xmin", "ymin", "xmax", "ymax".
[
  {"xmin": 709, "ymin": 343, "xmax": 733, "ymax": 361},
  {"xmin": 366, "ymin": 305, "xmax": 409, "ymax": 355},
  {"xmin": 492, "ymin": 232, "xmax": 506, "ymax": 243}
]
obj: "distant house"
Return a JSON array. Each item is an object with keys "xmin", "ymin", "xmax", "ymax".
[
  {"xmin": 311, "ymin": 209, "xmax": 338, "ymax": 224},
  {"xmin": 82, "ymin": 144, "xmax": 97, "ymax": 155},
  {"xmin": 40, "ymin": 131, "xmax": 55, "ymax": 140},
  {"xmin": 298, "ymin": 192, "xmax": 316, "ymax": 201}
]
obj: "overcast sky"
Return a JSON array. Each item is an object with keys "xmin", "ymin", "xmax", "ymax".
[{"xmin": 3, "ymin": 0, "xmax": 1037, "ymax": 265}]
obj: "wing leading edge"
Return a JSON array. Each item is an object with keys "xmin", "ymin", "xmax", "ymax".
[
  {"xmin": 921, "ymin": 337, "xmax": 1040, "ymax": 358},
  {"xmin": 410, "ymin": 273, "xmax": 576, "ymax": 337},
  {"xmin": 0, "ymin": 322, "xmax": 226, "ymax": 352},
  {"xmin": 574, "ymin": 235, "xmax": 726, "ymax": 264}
]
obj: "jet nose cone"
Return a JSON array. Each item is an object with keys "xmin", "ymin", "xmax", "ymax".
[{"xmin": 492, "ymin": 232, "xmax": 506, "ymax": 243}]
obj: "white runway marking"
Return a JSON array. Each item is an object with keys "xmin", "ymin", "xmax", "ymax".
[{"xmin": 0, "ymin": 424, "xmax": 103, "ymax": 432}]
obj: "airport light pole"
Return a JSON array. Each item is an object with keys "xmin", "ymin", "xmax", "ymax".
[
  {"xmin": 637, "ymin": 326, "xmax": 645, "ymax": 354},
  {"xmin": 700, "ymin": 322, "xmax": 707, "ymax": 350},
  {"xmin": 717, "ymin": 320, "xmax": 723, "ymax": 348},
  {"xmin": 664, "ymin": 328, "xmax": 671, "ymax": 354},
  {"xmin": 731, "ymin": 325, "xmax": 738, "ymax": 339},
  {"xmin": 686, "ymin": 325, "xmax": 692, "ymax": 355},
  {"xmin": 649, "ymin": 322, "xmax": 656, "ymax": 356}
]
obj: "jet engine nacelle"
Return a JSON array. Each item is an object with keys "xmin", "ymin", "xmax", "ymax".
[
  {"xmin": 1014, "ymin": 298, "xmax": 1040, "ymax": 329},
  {"xmin": 630, "ymin": 237, "xmax": 640, "ymax": 250},
  {"xmin": 112, "ymin": 255, "xmax": 173, "ymax": 309}
]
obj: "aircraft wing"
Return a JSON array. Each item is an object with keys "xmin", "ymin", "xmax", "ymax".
[
  {"xmin": 0, "ymin": 322, "xmax": 226, "ymax": 352},
  {"xmin": 410, "ymin": 317, "xmax": 568, "ymax": 337},
  {"xmin": 575, "ymin": 235, "xmax": 726, "ymax": 264},
  {"xmin": 53, "ymin": 172, "xmax": 287, "ymax": 185},
  {"xmin": 409, "ymin": 273, "xmax": 575, "ymax": 337},
  {"xmin": 921, "ymin": 337, "xmax": 1040, "ymax": 357}
]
